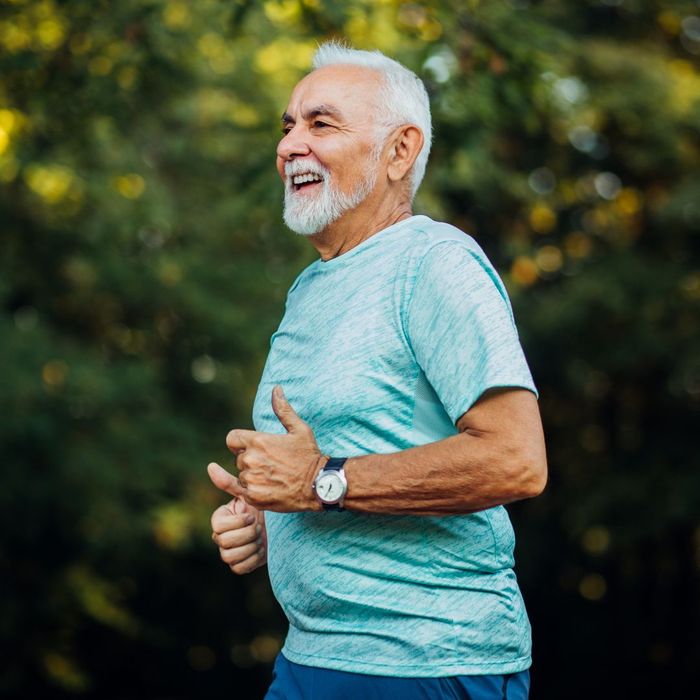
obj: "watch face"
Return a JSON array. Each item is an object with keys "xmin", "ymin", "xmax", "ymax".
[{"xmin": 316, "ymin": 472, "xmax": 345, "ymax": 503}]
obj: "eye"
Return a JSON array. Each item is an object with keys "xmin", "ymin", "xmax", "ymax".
[
  {"xmin": 281, "ymin": 125, "xmax": 292, "ymax": 135},
  {"xmin": 313, "ymin": 120, "xmax": 330, "ymax": 129}
]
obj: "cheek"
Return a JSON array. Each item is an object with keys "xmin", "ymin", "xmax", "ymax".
[{"xmin": 341, "ymin": 157, "xmax": 374, "ymax": 190}]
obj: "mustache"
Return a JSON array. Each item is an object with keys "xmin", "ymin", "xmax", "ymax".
[{"xmin": 284, "ymin": 159, "xmax": 330, "ymax": 179}]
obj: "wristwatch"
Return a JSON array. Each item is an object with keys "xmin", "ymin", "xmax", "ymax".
[{"xmin": 312, "ymin": 456, "xmax": 348, "ymax": 511}]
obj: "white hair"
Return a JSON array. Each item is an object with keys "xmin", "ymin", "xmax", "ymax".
[
  {"xmin": 311, "ymin": 42, "xmax": 432, "ymax": 199},
  {"xmin": 283, "ymin": 157, "xmax": 378, "ymax": 235}
]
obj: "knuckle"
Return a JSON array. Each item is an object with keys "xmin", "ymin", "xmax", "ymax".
[
  {"xmin": 243, "ymin": 450, "xmax": 262, "ymax": 469},
  {"xmin": 247, "ymin": 495, "xmax": 264, "ymax": 510},
  {"xmin": 211, "ymin": 507, "xmax": 228, "ymax": 529},
  {"xmin": 248, "ymin": 434, "xmax": 261, "ymax": 449},
  {"xmin": 210, "ymin": 509, "xmax": 223, "ymax": 529},
  {"xmin": 220, "ymin": 548, "xmax": 234, "ymax": 564},
  {"xmin": 231, "ymin": 561, "xmax": 250, "ymax": 575}
]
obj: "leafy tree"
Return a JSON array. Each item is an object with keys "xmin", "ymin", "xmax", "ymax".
[{"xmin": 1, "ymin": 0, "xmax": 698, "ymax": 697}]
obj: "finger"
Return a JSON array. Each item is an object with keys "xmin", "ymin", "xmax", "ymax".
[
  {"xmin": 219, "ymin": 539, "xmax": 263, "ymax": 566},
  {"xmin": 271, "ymin": 385, "xmax": 309, "ymax": 435},
  {"xmin": 207, "ymin": 462, "xmax": 246, "ymax": 499},
  {"xmin": 225, "ymin": 429, "xmax": 257, "ymax": 454},
  {"xmin": 230, "ymin": 549, "xmax": 266, "ymax": 575},
  {"xmin": 214, "ymin": 522, "xmax": 261, "ymax": 549},
  {"xmin": 230, "ymin": 496, "xmax": 254, "ymax": 516},
  {"xmin": 211, "ymin": 508, "xmax": 256, "ymax": 534}
]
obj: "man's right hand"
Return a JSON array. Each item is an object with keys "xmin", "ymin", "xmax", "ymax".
[{"xmin": 210, "ymin": 498, "xmax": 267, "ymax": 575}]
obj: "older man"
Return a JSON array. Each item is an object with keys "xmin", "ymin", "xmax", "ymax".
[{"xmin": 208, "ymin": 42, "xmax": 547, "ymax": 700}]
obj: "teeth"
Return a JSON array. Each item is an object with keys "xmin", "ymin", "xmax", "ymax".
[{"xmin": 292, "ymin": 173, "xmax": 323, "ymax": 185}]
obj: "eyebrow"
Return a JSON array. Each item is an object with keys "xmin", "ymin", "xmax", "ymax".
[{"xmin": 281, "ymin": 104, "xmax": 344, "ymax": 124}]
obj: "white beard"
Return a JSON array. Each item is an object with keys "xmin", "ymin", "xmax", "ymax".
[{"xmin": 283, "ymin": 159, "xmax": 377, "ymax": 236}]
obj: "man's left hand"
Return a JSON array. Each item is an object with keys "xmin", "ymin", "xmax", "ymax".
[{"xmin": 207, "ymin": 385, "xmax": 325, "ymax": 512}]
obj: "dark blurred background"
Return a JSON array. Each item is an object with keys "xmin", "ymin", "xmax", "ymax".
[{"xmin": 1, "ymin": 0, "xmax": 699, "ymax": 697}]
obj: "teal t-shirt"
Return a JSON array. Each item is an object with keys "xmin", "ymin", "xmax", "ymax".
[{"xmin": 252, "ymin": 215, "xmax": 538, "ymax": 676}]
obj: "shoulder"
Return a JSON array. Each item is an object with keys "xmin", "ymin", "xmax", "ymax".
[
  {"xmin": 285, "ymin": 259, "xmax": 319, "ymax": 295},
  {"xmin": 408, "ymin": 218, "xmax": 510, "ymax": 306},
  {"xmin": 400, "ymin": 216, "xmax": 479, "ymax": 250}
]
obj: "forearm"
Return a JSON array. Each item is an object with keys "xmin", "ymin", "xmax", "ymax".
[{"xmin": 342, "ymin": 429, "xmax": 546, "ymax": 516}]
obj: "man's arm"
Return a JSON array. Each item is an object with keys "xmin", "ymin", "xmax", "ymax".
[
  {"xmin": 207, "ymin": 385, "xmax": 547, "ymax": 515},
  {"xmin": 342, "ymin": 387, "xmax": 547, "ymax": 515}
]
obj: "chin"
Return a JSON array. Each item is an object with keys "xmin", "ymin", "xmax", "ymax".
[
  {"xmin": 283, "ymin": 194, "xmax": 337, "ymax": 236},
  {"xmin": 282, "ymin": 212, "xmax": 331, "ymax": 236}
]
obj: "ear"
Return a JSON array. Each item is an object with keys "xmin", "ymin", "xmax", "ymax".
[{"xmin": 386, "ymin": 125, "xmax": 424, "ymax": 185}]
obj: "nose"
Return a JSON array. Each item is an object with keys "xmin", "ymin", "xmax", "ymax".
[{"xmin": 277, "ymin": 125, "xmax": 311, "ymax": 162}]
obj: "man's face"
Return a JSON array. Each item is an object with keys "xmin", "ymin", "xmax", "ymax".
[{"xmin": 276, "ymin": 65, "xmax": 387, "ymax": 235}]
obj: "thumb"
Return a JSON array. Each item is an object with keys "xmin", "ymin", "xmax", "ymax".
[
  {"xmin": 207, "ymin": 462, "xmax": 244, "ymax": 499},
  {"xmin": 271, "ymin": 385, "xmax": 308, "ymax": 435}
]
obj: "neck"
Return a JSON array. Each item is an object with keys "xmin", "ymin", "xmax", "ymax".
[{"xmin": 309, "ymin": 191, "xmax": 413, "ymax": 262}]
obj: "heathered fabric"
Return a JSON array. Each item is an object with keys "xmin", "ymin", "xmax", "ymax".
[{"xmin": 252, "ymin": 214, "xmax": 538, "ymax": 677}]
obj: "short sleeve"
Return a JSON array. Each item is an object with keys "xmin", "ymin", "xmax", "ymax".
[{"xmin": 405, "ymin": 240, "xmax": 537, "ymax": 424}]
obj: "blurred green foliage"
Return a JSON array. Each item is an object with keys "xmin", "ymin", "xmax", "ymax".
[{"xmin": 1, "ymin": 0, "xmax": 699, "ymax": 697}]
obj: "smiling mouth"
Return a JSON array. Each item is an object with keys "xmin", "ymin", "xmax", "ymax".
[{"xmin": 291, "ymin": 172, "xmax": 324, "ymax": 192}]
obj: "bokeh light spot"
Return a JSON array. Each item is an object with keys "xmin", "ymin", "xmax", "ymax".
[
  {"xmin": 535, "ymin": 245, "xmax": 563, "ymax": 273},
  {"xmin": 24, "ymin": 163, "xmax": 79, "ymax": 203},
  {"xmin": 581, "ymin": 526, "xmax": 611, "ymax": 555},
  {"xmin": 511, "ymin": 256, "xmax": 539, "ymax": 286},
  {"xmin": 153, "ymin": 504, "xmax": 192, "ymax": 550},
  {"xmin": 528, "ymin": 167, "xmax": 556, "ymax": 195},
  {"xmin": 564, "ymin": 231, "xmax": 592, "ymax": 258},
  {"xmin": 113, "ymin": 173, "xmax": 145, "ymax": 199},
  {"xmin": 529, "ymin": 204, "xmax": 557, "ymax": 234},
  {"xmin": 163, "ymin": 1, "xmax": 191, "ymax": 30},
  {"xmin": 36, "ymin": 18, "xmax": 66, "ymax": 50},
  {"xmin": 88, "ymin": 55, "xmax": 113, "ymax": 76},
  {"xmin": 615, "ymin": 187, "xmax": 641, "ymax": 215},
  {"xmin": 42, "ymin": 359, "xmax": 69, "ymax": 388},
  {"xmin": 191, "ymin": 355, "xmax": 217, "ymax": 384},
  {"xmin": 680, "ymin": 273, "xmax": 700, "ymax": 300},
  {"xmin": 250, "ymin": 634, "xmax": 282, "ymax": 663},
  {"xmin": 263, "ymin": 0, "xmax": 301, "ymax": 25},
  {"xmin": 579, "ymin": 573, "xmax": 607, "ymax": 601},
  {"xmin": 158, "ymin": 261, "xmax": 183, "ymax": 287},
  {"xmin": 657, "ymin": 10, "xmax": 681, "ymax": 35},
  {"xmin": 117, "ymin": 66, "xmax": 138, "ymax": 89},
  {"xmin": 42, "ymin": 652, "xmax": 89, "ymax": 692},
  {"xmin": 594, "ymin": 172, "xmax": 622, "ymax": 200}
]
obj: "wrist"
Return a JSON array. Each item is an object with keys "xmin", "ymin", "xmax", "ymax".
[{"xmin": 307, "ymin": 453, "xmax": 329, "ymax": 511}]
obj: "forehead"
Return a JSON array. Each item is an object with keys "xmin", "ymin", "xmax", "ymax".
[{"xmin": 285, "ymin": 64, "xmax": 384, "ymax": 121}]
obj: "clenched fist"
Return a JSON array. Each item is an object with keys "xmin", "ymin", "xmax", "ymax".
[
  {"xmin": 207, "ymin": 385, "xmax": 326, "ymax": 512},
  {"xmin": 210, "ymin": 496, "xmax": 267, "ymax": 575}
]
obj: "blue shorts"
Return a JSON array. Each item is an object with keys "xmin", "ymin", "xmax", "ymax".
[{"xmin": 265, "ymin": 653, "xmax": 530, "ymax": 700}]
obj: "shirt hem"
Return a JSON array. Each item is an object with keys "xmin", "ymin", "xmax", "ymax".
[{"xmin": 280, "ymin": 646, "xmax": 532, "ymax": 677}]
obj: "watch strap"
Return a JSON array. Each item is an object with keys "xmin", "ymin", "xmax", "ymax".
[{"xmin": 324, "ymin": 457, "xmax": 347, "ymax": 473}]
